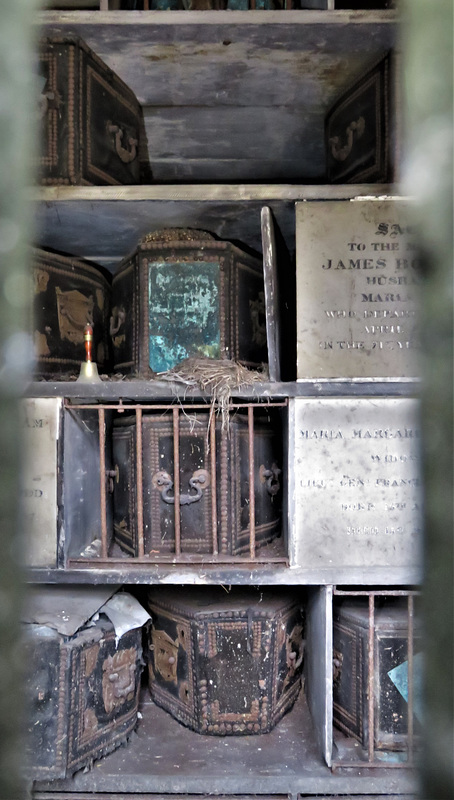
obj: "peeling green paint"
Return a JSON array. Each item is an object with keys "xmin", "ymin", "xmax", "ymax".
[{"xmin": 148, "ymin": 260, "xmax": 221, "ymax": 372}]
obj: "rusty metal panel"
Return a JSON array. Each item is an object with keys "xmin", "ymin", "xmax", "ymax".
[
  {"xmin": 63, "ymin": 404, "xmax": 114, "ymax": 561},
  {"xmin": 296, "ymin": 199, "xmax": 420, "ymax": 379},
  {"xmin": 20, "ymin": 398, "xmax": 61, "ymax": 567},
  {"xmin": 291, "ymin": 397, "xmax": 422, "ymax": 572}
]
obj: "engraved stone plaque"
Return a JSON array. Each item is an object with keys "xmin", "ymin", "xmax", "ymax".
[
  {"xmin": 291, "ymin": 397, "xmax": 422, "ymax": 570},
  {"xmin": 296, "ymin": 199, "xmax": 421, "ymax": 379},
  {"xmin": 20, "ymin": 398, "xmax": 61, "ymax": 567}
]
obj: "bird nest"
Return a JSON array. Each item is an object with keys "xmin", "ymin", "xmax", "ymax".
[{"xmin": 159, "ymin": 357, "xmax": 267, "ymax": 431}]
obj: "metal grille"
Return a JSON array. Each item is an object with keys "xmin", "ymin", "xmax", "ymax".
[
  {"xmin": 331, "ymin": 588, "xmax": 421, "ymax": 770},
  {"xmin": 65, "ymin": 399, "xmax": 288, "ymax": 568}
]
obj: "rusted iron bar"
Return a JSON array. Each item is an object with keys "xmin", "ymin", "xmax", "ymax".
[
  {"xmin": 68, "ymin": 555, "xmax": 289, "ymax": 567},
  {"xmin": 98, "ymin": 407, "xmax": 108, "ymax": 558},
  {"xmin": 332, "ymin": 587, "xmax": 419, "ymax": 769},
  {"xmin": 407, "ymin": 593, "xmax": 414, "ymax": 763},
  {"xmin": 248, "ymin": 405, "xmax": 256, "ymax": 559},
  {"xmin": 367, "ymin": 593, "xmax": 375, "ymax": 763},
  {"xmin": 210, "ymin": 413, "xmax": 218, "ymax": 555},
  {"xmin": 68, "ymin": 398, "xmax": 287, "ymax": 564},
  {"xmin": 65, "ymin": 400, "xmax": 288, "ymax": 411},
  {"xmin": 332, "ymin": 760, "xmax": 411, "ymax": 770},
  {"xmin": 135, "ymin": 407, "xmax": 145, "ymax": 558},
  {"xmin": 173, "ymin": 407, "xmax": 181, "ymax": 557}
]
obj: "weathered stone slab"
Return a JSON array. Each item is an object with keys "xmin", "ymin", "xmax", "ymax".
[
  {"xmin": 296, "ymin": 199, "xmax": 421, "ymax": 379},
  {"xmin": 20, "ymin": 398, "xmax": 61, "ymax": 567},
  {"xmin": 291, "ymin": 397, "xmax": 423, "ymax": 570}
]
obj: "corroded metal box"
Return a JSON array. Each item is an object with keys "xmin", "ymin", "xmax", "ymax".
[
  {"xmin": 333, "ymin": 599, "xmax": 421, "ymax": 752},
  {"xmin": 110, "ymin": 228, "xmax": 267, "ymax": 374},
  {"xmin": 147, "ymin": 587, "xmax": 304, "ymax": 735},
  {"xmin": 32, "ymin": 247, "xmax": 112, "ymax": 377},
  {"xmin": 22, "ymin": 588, "xmax": 145, "ymax": 781},
  {"xmin": 38, "ymin": 34, "xmax": 150, "ymax": 185},
  {"xmin": 325, "ymin": 52, "xmax": 395, "ymax": 184}
]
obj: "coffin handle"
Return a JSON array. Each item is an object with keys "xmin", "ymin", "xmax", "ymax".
[
  {"xmin": 107, "ymin": 123, "xmax": 138, "ymax": 164},
  {"xmin": 259, "ymin": 463, "xmax": 281, "ymax": 496},
  {"xmin": 152, "ymin": 469, "xmax": 210, "ymax": 506},
  {"xmin": 328, "ymin": 116, "xmax": 365, "ymax": 162},
  {"xmin": 110, "ymin": 307, "xmax": 126, "ymax": 337}
]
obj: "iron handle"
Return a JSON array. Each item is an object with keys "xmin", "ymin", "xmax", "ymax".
[
  {"xmin": 110, "ymin": 307, "xmax": 126, "ymax": 337},
  {"xmin": 108, "ymin": 670, "xmax": 135, "ymax": 698},
  {"xmin": 259, "ymin": 463, "xmax": 281, "ymax": 496},
  {"xmin": 152, "ymin": 468, "xmax": 210, "ymax": 506},
  {"xmin": 328, "ymin": 116, "xmax": 365, "ymax": 162},
  {"xmin": 38, "ymin": 89, "xmax": 62, "ymax": 119},
  {"xmin": 107, "ymin": 123, "xmax": 138, "ymax": 164},
  {"xmin": 106, "ymin": 465, "xmax": 119, "ymax": 494}
]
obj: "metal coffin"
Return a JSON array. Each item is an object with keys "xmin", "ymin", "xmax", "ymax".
[
  {"xmin": 111, "ymin": 228, "xmax": 267, "ymax": 374},
  {"xmin": 23, "ymin": 614, "xmax": 143, "ymax": 781},
  {"xmin": 38, "ymin": 34, "xmax": 150, "ymax": 185},
  {"xmin": 332, "ymin": 599, "xmax": 422, "ymax": 752},
  {"xmin": 32, "ymin": 247, "xmax": 112, "ymax": 377},
  {"xmin": 325, "ymin": 51, "xmax": 397, "ymax": 184},
  {"xmin": 112, "ymin": 407, "xmax": 283, "ymax": 557},
  {"xmin": 146, "ymin": 587, "xmax": 304, "ymax": 735},
  {"xmin": 295, "ymin": 199, "xmax": 420, "ymax": 380},
  {"xmin": 290, "ymin": 397, "xmax": 423, "ymax": 575}
]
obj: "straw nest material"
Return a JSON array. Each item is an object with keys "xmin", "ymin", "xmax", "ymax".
[{"xmin": 159, "ymin": 356, "xmax": 268, "ymax": 431}]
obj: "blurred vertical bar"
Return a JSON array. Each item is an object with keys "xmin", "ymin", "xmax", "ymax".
[
  {"xmin": 402, "ymin": 1, "xmax": 453, "ymax": 798},
  {"xmin": 0, "ymin": 1, "xmax": 40, "ymax": 798}
]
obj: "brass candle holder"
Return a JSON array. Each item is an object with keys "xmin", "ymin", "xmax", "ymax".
[{"xmin": 76, "ymin": 323, "xmax": 102, "ymax": 383}]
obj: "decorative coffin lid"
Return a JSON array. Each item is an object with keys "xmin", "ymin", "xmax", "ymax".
[
  {"xmin": 33, "ymin": 245, "xmax": 112, "ymax": 288},
  {"xmin": 148, "ymin": 587, "xmax": 300, "ymax": 619},
  {"xmin": 334, "ymin": 599, "xmax": 419, "ymax": 632},
  {"xmin": 140, "ymin": 228, "xmax": 216, "ymax": 246},
  {"xmin": 134, "ymin": 227, "xmax": 253, "ymax": 257}
]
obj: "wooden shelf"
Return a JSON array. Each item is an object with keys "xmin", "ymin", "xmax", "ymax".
[
  {"xmin": 25, "ymin": 378, "xmax": 420, "ymax": 401},
  {"xmin": 37, "ymin": 11, "xmax": 397, "ymax": 183},
  {"xmin": 32, "ymin": 688, "xmax": 419, "ymax": 797},
  {"xmin": 27, "ymin": 564, "xmax": 423, "ymax": 586},
  {"xmin": 33, "ymin": 184, "xmax": 396, "ymax": 268}
]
